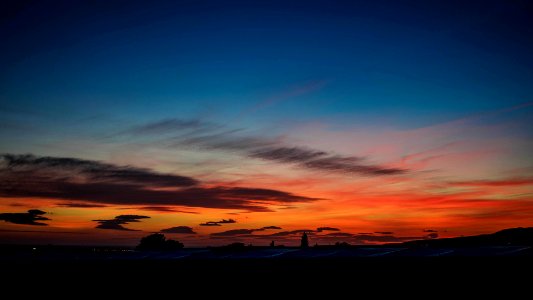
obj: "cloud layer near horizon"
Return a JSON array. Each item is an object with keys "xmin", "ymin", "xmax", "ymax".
[
  {"xmin": 208, "ymin": 226, "xmax": 422, "ymax": 244},
  {"xmin": 210, "ymin": 226, "xmax": 283, "ymax": 237},
  {"xmin": 0, "ymin": 154, "xmax": 318, "ymax": 211}
]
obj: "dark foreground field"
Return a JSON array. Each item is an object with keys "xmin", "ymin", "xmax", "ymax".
[{"xmin": 1, "ymin": 246, "xmax": 531, "ymax": 295}]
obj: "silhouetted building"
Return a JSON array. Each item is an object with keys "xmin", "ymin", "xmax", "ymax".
[{"xmin": 300, "ymin": 232, "xmax": 309, "ymax": 248}]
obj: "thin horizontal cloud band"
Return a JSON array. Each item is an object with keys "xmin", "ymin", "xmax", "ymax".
[
  {"xmin": 1, "ymin": 153, "xmax": 199, "ymax": 187},
  {"xmin": 0, "ymin": 154, "xmax": 318, "ymax": 211}
]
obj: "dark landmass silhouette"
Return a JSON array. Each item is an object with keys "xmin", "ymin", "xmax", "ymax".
[
  {"xmin": 399, "ymin": 227, "xmax": 533, "ymax": 248},
  {"xmin": 2, "ymin": 227, "xmax": 531, "ymax": 256},
  {"xmin": 1, "ymin": 227, "xmax": 531, "ymax": 291}
]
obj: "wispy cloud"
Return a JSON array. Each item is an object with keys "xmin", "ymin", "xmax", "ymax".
[
  {"xmin": 122, "ymin": 118, "xmax": 215, "ymax": 136},
  {"xmin": 237, "ymin": 80, "xmax": 329, "ymax": 119},
  {"xmin": 124, "ymin": 118, "xmax": 405, "ymax": 176},
  {"xmin": 179, "ymin": 136, "xmax": 405, "ymax": 176},
  {"xmin": 250, "ymin": 146, "xmax": 327, "ymax": 163}
]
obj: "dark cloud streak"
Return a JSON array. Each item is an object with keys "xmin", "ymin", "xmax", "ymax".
[
  {"xmin": 262, "ymin": 226, "xmax": 282, "ymax": 230},
  {"xmin": 200, "ymin": 219, "xmax": 236, "ymax": 226},
  {"xmin": 252, "ymin": 147, "xmax": 397, "ymax": 175},
  {"xmin": 251, "ymin": 147, "xmax": 327, "ymax": 163},
  {"xmin": 139, "ymin": 206, "xmax": 198, "ymax": 213},
  {"xmin": 56, "ymin": 203, "xmax": 107, "ymax": 208},
  {"xmin": 260, "ymin": 229, "xmax": 314, "ymax": 237},
  {"xmin": 317, "ymin": 227, "xmax": 340, "ymax": 232},
  {"xmin": 160, "ymin": 226, "xmax": 196, "ymax": 234},
  {"xmin": 0, "ymin": 154, "xmax": 317, "ymax": 211},
  {"xmin": 323, "ymin": 232, "xmax": 353, "ymax": 237},
  {"xmin": 0, "ymin": 209, "xmax": 50, "ymax": 226},
  {"xmin": 93, "ymin": 215, "xmax": 150, "ymax": 231},
  {"xmin": 211, "ymin": 229, "xmax": 256, "ymax": 237},
  {"xmin": 210, "ymin": 226, "xmax": 283, "ymax": 237},
  {"xmin": 1, "ymin": 154, "xmax": 198, "ymax": 187}
]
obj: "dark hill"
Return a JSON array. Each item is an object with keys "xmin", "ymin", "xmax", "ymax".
[{"xmin": 401, "ymin": 227, "xmax": 533, "ymax": 248}]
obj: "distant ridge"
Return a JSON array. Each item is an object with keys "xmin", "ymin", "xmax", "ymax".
[{"xmin": 401, "ymin": 227, "xmax": 533, "ymax": 248}]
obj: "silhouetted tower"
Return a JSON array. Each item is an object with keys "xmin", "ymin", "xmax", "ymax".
[
  {"xmin": 270, "ymin": 240, "xmax": 275, "ymax": 247},
  {"xmin": 300, "ymin": 232, "xmax": 309, "ymax": 249}
]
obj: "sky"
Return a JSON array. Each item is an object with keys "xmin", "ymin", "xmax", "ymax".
[{"xmin": 1, "ymin": 0, "xmax": 532, "ymax": 247}]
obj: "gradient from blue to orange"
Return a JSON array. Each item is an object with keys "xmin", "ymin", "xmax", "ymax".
[{"xmin": 1, "ymin": 0, "xmax": 532, "ymax": 246}]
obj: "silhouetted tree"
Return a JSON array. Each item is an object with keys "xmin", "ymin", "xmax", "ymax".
[
  {"xmin": 165, "ymin": 239, "xmax": 184, "ymax": 250},
  {"xmin": 270, "ymin": 240, "xmax": 275, "ymax": 247},
  {"xmin": 300, "ymin": 232, "xmax": 309, "ymax": 249},
  {"xmin": 136, "ymin": 233, "xmax": 184, "ymax": 251}
]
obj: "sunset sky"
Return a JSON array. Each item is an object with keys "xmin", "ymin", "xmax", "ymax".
[{"xmin": 1, "ymin": 0, "xmax": 532, "ymax": 246}]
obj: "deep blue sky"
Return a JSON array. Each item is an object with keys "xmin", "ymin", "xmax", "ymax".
[{"xmin": 1, "ymin": 0, "xmax": 533, "ymax": 136}]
